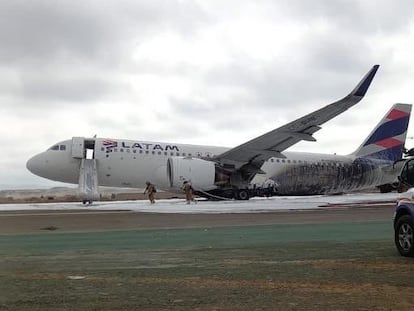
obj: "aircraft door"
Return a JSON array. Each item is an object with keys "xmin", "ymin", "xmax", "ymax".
[
  {"xmin": 72, "ymin": 137, "xmax": 85, "ymax": 158},
  {"xmin": 71, "ymin": 137, "xmax": 96, "ymax": 159}
]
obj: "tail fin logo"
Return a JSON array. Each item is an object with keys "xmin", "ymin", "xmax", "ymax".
[{"xmin": 353, "ymin": 104, "xmax": 411, "ymax": 161}]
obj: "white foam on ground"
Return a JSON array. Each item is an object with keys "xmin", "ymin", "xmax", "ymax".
[{"xmin": 0, "ymin": 193, "xmax": 399, "ymax": 214}]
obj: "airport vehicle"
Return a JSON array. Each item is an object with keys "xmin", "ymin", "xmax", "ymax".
[
  {"xmin": 393, "ymin": 158, "xmax": 414, "ymax": 256},
  {"xmin": 26, "ymin": 65, "xmax": 409, "ymax": 201},
  {"xmin": 394, "ymin": 195, "xmax": 414, "ymax": 257}
]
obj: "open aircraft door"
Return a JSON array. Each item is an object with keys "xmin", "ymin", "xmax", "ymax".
[
  {"xmin": 399, "ymin": 158, "xmax": 414, "ymax": 190},
  {"xmin": 72, "ymin": 137, "xmax": 85, "ymax": 158}
]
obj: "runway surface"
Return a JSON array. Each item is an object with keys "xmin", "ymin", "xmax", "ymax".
[
  {"xmin": 0, "ymin": 192, "xmax": 398, "ymax": 234},
  {"xmin": 0, "ymin": 192, "xmax": 399, "ymax": 213}
]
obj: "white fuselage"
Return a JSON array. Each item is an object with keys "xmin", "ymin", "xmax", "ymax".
[{"xmin": 26, "ymin": 137, "xmax": 403, "ymax": 195}]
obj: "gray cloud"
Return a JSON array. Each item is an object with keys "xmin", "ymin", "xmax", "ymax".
[
  {"xmin": 279, "ymin": 0, "xmax": 414, "ymax": 34},
  {"xmin": 0, "ymin": 1, "xmax": 209, "ymax": 66},
  {"xmin": 20, "ymin": 74, "xmax": 120, "ymax": 103},
  {"xmin": 0, "ymin": 1, "xmax": 114, "ymax": 64}
]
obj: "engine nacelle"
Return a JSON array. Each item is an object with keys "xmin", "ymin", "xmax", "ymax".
[{"xmin": 167, "ymin": 157, "xmax": 218, "ymax": 191}]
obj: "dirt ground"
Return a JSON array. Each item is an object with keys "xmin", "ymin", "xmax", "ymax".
[{"xmin": 1, "ymin": 204, "xmax": 413, "ymax": 311}]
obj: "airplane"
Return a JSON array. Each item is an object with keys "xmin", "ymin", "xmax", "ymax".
[{"xmin": 26, "ymin": 64, "xmax": 410, "ymax": 201}]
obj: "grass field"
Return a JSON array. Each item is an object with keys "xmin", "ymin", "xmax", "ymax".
[{"xmin": 1, "ymin": 221, "xmax": 413, "ymax": 310}]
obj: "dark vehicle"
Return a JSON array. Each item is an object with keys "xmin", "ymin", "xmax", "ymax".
[
  {"xmin": 394, "ymin": 157, "xmax": 414, "ymax": 256},
  {"xmin": 394, "ymin": 199, "xmax": 414, "ymax": 256}
]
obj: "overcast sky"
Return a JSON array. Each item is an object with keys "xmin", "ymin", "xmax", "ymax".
[{"xmin": 2, "ymin": 0, "xmax": 414, "ymax": 189}]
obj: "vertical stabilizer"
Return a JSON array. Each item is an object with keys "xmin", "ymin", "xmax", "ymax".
[{"xmin": 352, "ymin": 103, "xmax": 412, "ymax": 161}]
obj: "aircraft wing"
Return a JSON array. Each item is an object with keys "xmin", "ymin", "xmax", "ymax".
[{"xmin": 215, "ymin": 65, "xmax": 379, "ymax": 169}]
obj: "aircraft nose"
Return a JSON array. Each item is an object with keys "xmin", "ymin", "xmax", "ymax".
[{"xmin": 26, "ymin": 153, "xmax": 45, "ymax": 177}]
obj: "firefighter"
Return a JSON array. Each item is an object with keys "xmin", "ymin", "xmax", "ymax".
[
  {"xmin": 182, "ymin": 180, "xmax": 195, "ymax": 204},
  {"xmin": 144, "ymin": 181, "xmax": 156, "ymax": 204}
]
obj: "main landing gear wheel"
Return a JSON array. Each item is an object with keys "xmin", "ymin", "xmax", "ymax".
[
  {"xmin": 236, "ymin": 189, "xmax": 250, "ymax": 200},
  {"xmin": 395, "ymin": 215, "xmax": 414, "ymax": 257},
  {"xmin": 378, "ymin": 184, "xmax": 394, "ymax": 193}
]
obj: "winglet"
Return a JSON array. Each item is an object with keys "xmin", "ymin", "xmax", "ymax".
[{"xmin": 350, "ymin": 64, "xmax": 380, "ymax": 97}]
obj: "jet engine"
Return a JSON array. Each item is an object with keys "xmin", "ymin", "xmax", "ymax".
[{"xmin": 167, "ymin": 157, "xmax": 221, "ymax": 191}]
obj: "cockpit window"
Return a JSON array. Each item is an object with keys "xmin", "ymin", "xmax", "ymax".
[{"xmin": 49, "ymin": 144, "xmax": 66, "ymax": 151}]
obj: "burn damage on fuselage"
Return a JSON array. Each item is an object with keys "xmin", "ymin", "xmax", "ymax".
[{"xmin": 273, "ymin": 157, "xmax": 393, "ymax": 195}]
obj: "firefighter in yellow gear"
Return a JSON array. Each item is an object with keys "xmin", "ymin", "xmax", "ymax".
[
  {"xmin": 144, "ymin": 181, "xmax": 156, "ymax": 204},
  {"xmin": 182, "ymin": 181, "xmax": 195, "ymax": 204}
]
